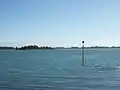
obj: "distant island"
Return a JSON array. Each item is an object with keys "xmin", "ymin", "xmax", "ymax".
[
  {"xmin": 0, "ymin": 45, "xmax": 120, "ymax": 50},
  {"xmin": 0, "ymin": 45, "xmax": 54, "ymax": 50},
  {"xmin": 16, "ymin": 45, "xmax": 54, "ymax": 50}
]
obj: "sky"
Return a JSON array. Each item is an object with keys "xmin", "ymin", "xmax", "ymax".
[{"xmin": 0, "ymin": 0, "xmax": 120, "ymax": 47}]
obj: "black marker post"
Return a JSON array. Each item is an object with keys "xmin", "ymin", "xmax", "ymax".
[{"xmin": 82, "ymin": 41, "xmax": 84, "ymax": 66}]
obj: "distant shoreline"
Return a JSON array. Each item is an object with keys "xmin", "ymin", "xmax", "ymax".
[{"xmin": 1, "ymin": 45, "xmax": 120, "ymax": 50}]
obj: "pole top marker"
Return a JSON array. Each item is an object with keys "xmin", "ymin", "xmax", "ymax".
[{"xmin": 82, "ymin": 41, "xmax": 84, "ymax": 43}]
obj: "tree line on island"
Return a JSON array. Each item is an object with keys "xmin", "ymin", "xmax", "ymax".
[{"xmin": 16, "ymin": 45, "xmax": 54, "ymax": 50}]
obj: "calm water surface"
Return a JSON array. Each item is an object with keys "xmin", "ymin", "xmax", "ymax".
[{"xmin": 0, "ymin": 49, "xmax": 120, "ymax": 90}]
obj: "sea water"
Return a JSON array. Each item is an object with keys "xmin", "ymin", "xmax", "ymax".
[{"xmin": 0, "ymin": 49, "xmax": 120, "ymax": 90}]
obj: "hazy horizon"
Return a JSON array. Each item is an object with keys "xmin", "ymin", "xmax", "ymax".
[{"xmin": 1, "ymin": 0, "xmax": 120, "ymax": 47}]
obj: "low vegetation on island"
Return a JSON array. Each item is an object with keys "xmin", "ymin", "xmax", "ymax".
[{"xmin": 0, "ymin": 47, "xmax": 14, "ymax": 50}]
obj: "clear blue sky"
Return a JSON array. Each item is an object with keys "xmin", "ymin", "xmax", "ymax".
[{"xmin": 0, "ymin": 0, "xmax": 120, "ymax": 47}]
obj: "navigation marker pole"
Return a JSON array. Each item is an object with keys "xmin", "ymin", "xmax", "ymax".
[{"xmin": 82, "ymin": 41, "xmax": 84, "ymax": 66}]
